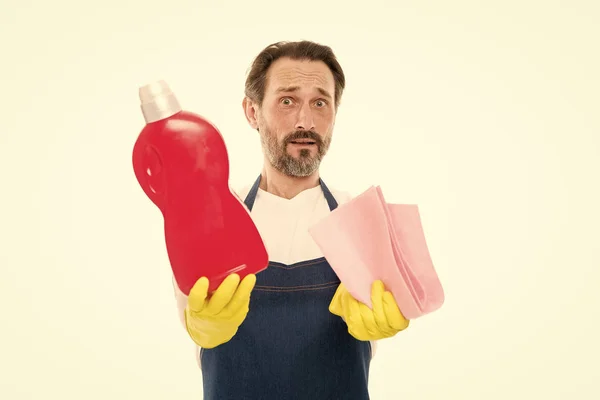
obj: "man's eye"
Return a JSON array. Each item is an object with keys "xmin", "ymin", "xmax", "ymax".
[
  {"xmin": 315, "ymin": 100, "xmax": 325, "ymax": 107},
  {"xmin": 281, "ymin": 98, "xmax": 292, "ymax": 105}
]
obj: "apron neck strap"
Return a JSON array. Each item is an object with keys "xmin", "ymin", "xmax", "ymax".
[{"xmin": 243, "ymin": 174, "xmax": 338, "ymax": 212}]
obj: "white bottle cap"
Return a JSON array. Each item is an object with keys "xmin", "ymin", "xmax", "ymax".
[{"xmin": 139, "ymin": 80, "xmax": 182, "ymax": 123}]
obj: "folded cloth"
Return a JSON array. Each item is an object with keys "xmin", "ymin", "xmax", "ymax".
[{"xmin": 308, "ymin": 186, "xmax": 444, "ymax": 319}]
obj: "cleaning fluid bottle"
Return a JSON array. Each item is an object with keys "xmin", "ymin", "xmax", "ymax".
[{"xmin": 132, "ymin": 80, "xmax": 269, "ymax": 295}]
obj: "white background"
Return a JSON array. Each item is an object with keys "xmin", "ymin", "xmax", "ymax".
[{"xmin": 1, "ymin": 0, "xmax": 599, "ymax": 399}]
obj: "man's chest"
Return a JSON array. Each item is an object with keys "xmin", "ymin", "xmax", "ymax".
[{"xmin": 250, "ymin": 202, "xmax": 330, "ymax": 265}]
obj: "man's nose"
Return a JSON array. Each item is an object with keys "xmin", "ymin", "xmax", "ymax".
[{"xmin": 295, "ymin": 103, "xmax": 315, "ymax": 131}]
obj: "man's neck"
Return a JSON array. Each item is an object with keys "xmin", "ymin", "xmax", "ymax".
[{"xmin": 259, "ymin": 163, "xmax": 320, "ymax": 200}]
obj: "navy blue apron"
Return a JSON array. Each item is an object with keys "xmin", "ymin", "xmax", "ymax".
[{"xmin": 199, "ymin": 175, "xmax": 372, "ymax": 399}]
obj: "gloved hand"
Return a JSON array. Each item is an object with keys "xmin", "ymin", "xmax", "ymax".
[
  {"xmin": 184, "ymin": 273, "xmax": 256, "ymax": 349},
  {"xmin": 329, "ymin": 280, "xmax": 410, "ymax": 341}
]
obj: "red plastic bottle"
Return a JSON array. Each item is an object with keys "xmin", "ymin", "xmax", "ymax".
[{"xmin": 132, "ymin": 80, "xmax": 269, "ymax": 296}]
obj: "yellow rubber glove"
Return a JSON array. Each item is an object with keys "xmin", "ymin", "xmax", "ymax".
[
  {"xmin": 184, "ymin": 273, "xmax": 256, "ymax": 349},
  {"xmin": 329, "ymin": 280, "xmax": 410, "ymax": 341}
]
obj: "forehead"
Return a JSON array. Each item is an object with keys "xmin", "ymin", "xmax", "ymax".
[{"xmin": 265, "ymin": 58, "xmax": 335, "ymax": 96}]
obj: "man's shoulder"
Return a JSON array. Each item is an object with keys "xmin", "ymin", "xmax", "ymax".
[
  {"xmin": 232, "ymin": 184, "xmax": 252, "ymax": 202},
  {"xmin": 327, "ymin": 186, "xmax": 354, "ymax": 206}
]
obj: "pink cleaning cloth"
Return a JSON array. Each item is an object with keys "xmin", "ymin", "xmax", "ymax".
[{"xmin": 308, "ymin": 186, "xmax": 444, "ymax": 319}]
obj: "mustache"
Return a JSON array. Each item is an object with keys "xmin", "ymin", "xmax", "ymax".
[{"xmin": 284, "ymin": 130, "xmax": 322, "ymax": 144}]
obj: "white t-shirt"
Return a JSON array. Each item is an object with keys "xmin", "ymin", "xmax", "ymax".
[
  {"xmin": 234, "ymin": 182, "xmax": 352, "ymax": 265},
  {"xmin": 172, "ymin": 182, "xmax": 377, "ymax": 366}
]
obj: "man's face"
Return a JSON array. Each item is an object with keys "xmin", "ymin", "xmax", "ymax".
[{"xmin": 247, "ymin": 58, "xmax": 337, "ymax": 177}]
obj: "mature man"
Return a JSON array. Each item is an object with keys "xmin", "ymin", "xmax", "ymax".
[{"xmin": 173, "ymin": 40, "xmax": 410, "ymax": 399}]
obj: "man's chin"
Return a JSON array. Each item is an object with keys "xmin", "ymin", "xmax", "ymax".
[
  {"xmin": 274, "ymin": 159, "xmax": 320, "ymax": 177},
  {"xmin": 286, "ymin": 148, "xmax": 320, "ymax": 159}
]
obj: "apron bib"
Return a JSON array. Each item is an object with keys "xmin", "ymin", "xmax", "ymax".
[{"xmin": 200, "ymin": 175, "xmax": 372, "ymax": 399}]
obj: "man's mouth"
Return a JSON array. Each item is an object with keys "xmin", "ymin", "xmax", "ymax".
[{"xmin": 289, "ymin": 139, "xmax": 316, "ymax": 145}]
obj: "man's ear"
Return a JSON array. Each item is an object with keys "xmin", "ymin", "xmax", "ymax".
[{"xmin": 242, "ymin": 97, "xmax": 259, "ymax": 130}]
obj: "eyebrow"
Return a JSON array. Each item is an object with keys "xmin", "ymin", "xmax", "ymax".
[{"xmin": 275, "ymin": 85, "xmax": 332, "ymax": 99}]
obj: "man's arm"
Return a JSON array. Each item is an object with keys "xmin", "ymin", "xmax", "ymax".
[{"xmin": 172, "ymin": 276, "xmax": 188, "ymax": 329}]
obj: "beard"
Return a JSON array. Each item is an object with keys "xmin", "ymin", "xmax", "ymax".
[{"xmin": 259, "ymin": 126, "xmax": 331, "ymax": 177}]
